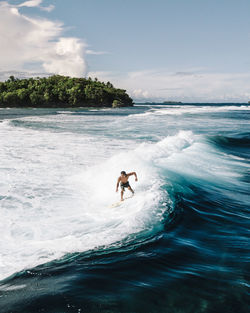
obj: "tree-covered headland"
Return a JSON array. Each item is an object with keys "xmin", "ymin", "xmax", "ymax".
[{"xmin": 0, "ymin": 75, "xmax": 133, "ymax": 108}]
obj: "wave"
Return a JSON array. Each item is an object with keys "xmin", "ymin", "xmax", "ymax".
[
  {"xmin": 207, "ymin": 133, "xmax": 250, "ymax": 161},
  {"xmin": 0, "ymin": 129, "xmax": 246, "ymax": 282},
  {"xmin": 130, "ymin": 105, "xmax": 250, "ymax": 118},
  {"xmin": 0, "ymin": 131, "xmax": 196, "ymax": 281},
  {"xmin": 209, "ymin": 134, "xmax": 250, "ymax": 148}
]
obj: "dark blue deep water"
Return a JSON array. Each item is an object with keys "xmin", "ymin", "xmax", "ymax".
[{"xmin": 0, "ymin": 104, "xmax": 249, "ymax": 312}]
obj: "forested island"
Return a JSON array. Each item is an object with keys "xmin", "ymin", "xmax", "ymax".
[{"xmin": 0, "ymin": 75, "xmax": 133, "ymax": 108}]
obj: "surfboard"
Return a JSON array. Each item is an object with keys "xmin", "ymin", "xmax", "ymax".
[
  {"xmin": 110, "ymin": 201, "xmax": 122, "ymax": 208},
  {"xmin": 110, "ymin": 194, "xmax": 134, "ymax": 208}
]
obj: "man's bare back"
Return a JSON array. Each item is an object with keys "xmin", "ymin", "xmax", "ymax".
[{"xmin": 116, "ymin": 171, "xmax": 138, "ymax": 201}]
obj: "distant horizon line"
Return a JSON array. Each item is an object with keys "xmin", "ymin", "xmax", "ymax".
[{"xmin": 135, "ymin": 102, "xmax": 250, "ymax": 105}]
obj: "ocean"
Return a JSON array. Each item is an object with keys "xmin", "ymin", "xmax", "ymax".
[{"xmin": 0, "ymin": 104, "xmax": 249, "ymax": 313}]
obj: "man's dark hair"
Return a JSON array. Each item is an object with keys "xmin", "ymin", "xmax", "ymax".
[{"xmin": 121, "ymin": 171, "xmax": 126, "ymax": 175}]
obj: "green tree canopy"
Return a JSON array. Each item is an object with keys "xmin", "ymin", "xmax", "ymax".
[{"xmin": 0, "ymin": 75, "xmax": 133, "ymax": 108}]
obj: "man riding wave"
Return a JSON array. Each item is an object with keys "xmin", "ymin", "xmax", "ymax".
[{"xmin": 116, "ymin": 171, "xmax": 138, "ymax": 201}]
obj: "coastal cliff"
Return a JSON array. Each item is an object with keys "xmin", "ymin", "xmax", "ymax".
[{"xmin": 0, "ymin": 75, "xmax": 133, "ymax": 108}]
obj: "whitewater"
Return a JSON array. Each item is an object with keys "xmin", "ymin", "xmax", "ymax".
[{"xmin": 0, "ymin": 104, "xmax": 249, "ymax": 313}]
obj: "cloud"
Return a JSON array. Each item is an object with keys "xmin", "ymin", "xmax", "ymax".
[
  {"xmin": 19, "ymin": 0, "xmax": 43, "ymax": 7},
  {"xmin": 43, "ymin": 38, "xmax": 86, "ymax": 76},
  {"xmin": 86, "ymin": 49, "xmax": 109, "ymax": 55},
  {"xmin": 174, "ymin": 71, "xmax": 196, "ymax": 76},
  {"xmin": 40, "ymin": 4, "xmax": 55, "ymax": 12},
  {"xmin": 0, "ymin": 1, "xmax": 87, "ymax": 77},
  {"xmin": 0, "ymin": 70, "xmax": 49, "ymax": 81},
  {"xmin": 132, "ymin": 89, "xmax": 150, "ymax": 98},
  {"xmin": 88, "ymin": 69, "xmax": 250, "ymax": 102},
  {"xmin": 18, "ymin": 0, "xmax": 55, "ymax": 12}
]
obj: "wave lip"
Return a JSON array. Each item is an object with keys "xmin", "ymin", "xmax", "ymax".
[{"xmin": 209, "ymin": 134, "xmax": 250, "ymax": 147}]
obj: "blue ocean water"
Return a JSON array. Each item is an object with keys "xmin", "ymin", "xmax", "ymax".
[{"xmin": 0, "ymin": 104, "xmax": 249, "ymax": 313}]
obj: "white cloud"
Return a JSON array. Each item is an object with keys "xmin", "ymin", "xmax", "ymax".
[
  {"xmin": 86, "ymin": 49, "xmax": 109, "ymax": 55},
  {"xmin": 0, "ymin": 70, "xmax": 49, "ymax": 81},
  {"xmin": 19, "ymin": 0, "xmax": 43, "ymax": 8},
  {"xmin": 0, "ymin": 1, "xmax": 87, "ymax": 77},
  {"xmin": 43, "ymin": 38, "xmax": 86, "ymax": 77},
  {"xmin": 40, "ymin": 4, "xmax": 55, "ymax": 12},
  {"xmin": 132, "ymin": 89, "xmax": 150, "ymax": 99},
  {"xmin": 18, "ymin": 0, "xmax": 55, "ymax": 12},
  {"xmin": 89, "ymin": 69, "xmax": 250, "ymax": 102}
]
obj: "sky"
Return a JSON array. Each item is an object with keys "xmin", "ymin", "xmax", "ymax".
[{"xmin": 1, "ymin": 0, "xmax": 250, "ymax": 102}]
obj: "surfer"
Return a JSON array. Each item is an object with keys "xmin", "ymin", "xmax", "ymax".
[{"xmin": 116, "ymin": 171, "xmax": 138, "ymax": 201}]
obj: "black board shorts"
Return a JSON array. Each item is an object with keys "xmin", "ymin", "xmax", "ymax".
[{"xmin": 120, "ymin": 181, "xmax": 130, "ymax": 191}]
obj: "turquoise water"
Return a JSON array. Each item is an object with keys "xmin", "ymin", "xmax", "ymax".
[{"xmin": 0, "ymin": 104, "xmax": 249, "ymax": 312}]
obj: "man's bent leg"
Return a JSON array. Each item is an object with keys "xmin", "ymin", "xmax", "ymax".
[
  {"xmin": 121, "ymin": 190, "xmax": 124, "ymax": 201},
  {"xmin": 128, "ymin": 186, "xmax": 134, "ymax": 195}
]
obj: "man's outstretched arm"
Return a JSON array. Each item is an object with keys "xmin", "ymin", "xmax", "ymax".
[{"xmin": 128, "ymin": 172, "xmax": 138, "ymax": 181}]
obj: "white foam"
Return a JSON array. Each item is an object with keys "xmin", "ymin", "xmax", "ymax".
[
  {"xmin": 153, "ymin": 105, "xmax": 250, "ymax": 115},
  {"xmin": 0, "ymin": 116, "xmax": 178, "ymax": 281},
  {"xmin": 57, "ymin": 111, "xmax": 74, "ymax": 114},
  {"xmin": 132, "ymin": 105, "xmax": 250, "ymax": 117}
]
